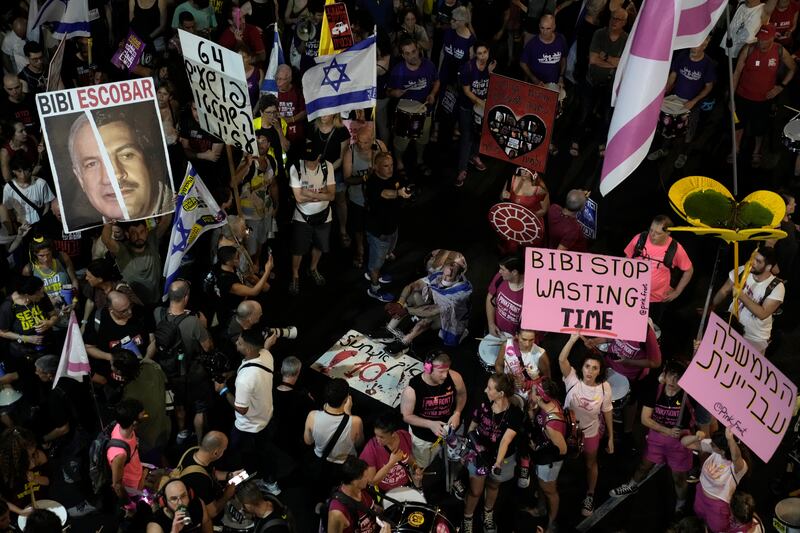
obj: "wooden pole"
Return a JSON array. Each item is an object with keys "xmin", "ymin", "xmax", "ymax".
[{"xmin": 226, "ymin": 145, "xmax": 241, "ymax": 215}]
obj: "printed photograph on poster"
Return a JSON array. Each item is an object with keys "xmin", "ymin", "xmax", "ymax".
[
  {"xmin": 324, "ymin": 2, "xmax": 354, "ymax": 50},
  {"xmin": 577, "ymin": 197, "xmax": 598, "ymax": 240},
  {"xmin": 179, "ymin": 29, "xmax": 257, "ymax": 155},
  {"xmin": 479, "ymin": 74, "xmax": 558, "ymax": 173},
  {"xmin": 36, "ymin": 78, "xmax": 175, "ymax": 233}
]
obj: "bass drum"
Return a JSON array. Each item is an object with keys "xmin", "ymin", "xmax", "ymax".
[
  {"xmin": 383, "ymin": 502, "xmax": 456, "ymax": 533},
  {"xmin": 222, "ymin": 499, "xmax": 255, "ymax": 532}
]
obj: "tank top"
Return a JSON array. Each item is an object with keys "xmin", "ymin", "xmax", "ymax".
[
  {"xmin": 32, "ymin": 258, "xmax": 70, "ymax": 306},
  {"xmin": 509, "ymin": 177, "xmax": 546, "ymax": 213},
  {"xmin": 347, "ymin": 146, "xmax": 372, "ymax": 207},
  {"xmin": 131, "ymin": 0, "xmax": 161, "ymax": 41},
  {"xmin": 410, "ymin": 373, "xmax": 457, "ymax": 442},
  {"xmin": 736, "ymin": 43, "xmax": 781, "ymax": 101},
  {"xmin": 312, "ymin": 411, "xmax": 356, "ymax": 463},
  {"xmin": 502, "ymin": 339, "xmax": 543, "ymax": 398}
]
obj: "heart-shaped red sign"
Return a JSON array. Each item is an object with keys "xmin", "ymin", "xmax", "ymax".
[{"xmin": 486, "ymin": 105, "xmax": 547, "ymax": 159}]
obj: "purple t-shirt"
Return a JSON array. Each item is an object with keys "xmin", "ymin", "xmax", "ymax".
[
  {"xmin": 440, "ymin": 30, "xmax": 476, "ymax": 85},
  {"xmin": 520, "ymin": 33, "xmax": 567, "ymax": 85},
  {"xmin": 670, "ymin": 51, "xmax": 716, "ymax": 101},
  {"xmin": 458, "ymin": 58, "xmax": 490, "ymax": 107},
  {"xmin": 390, "ymin": 58, "xmax": 439, "ymax": 103}
]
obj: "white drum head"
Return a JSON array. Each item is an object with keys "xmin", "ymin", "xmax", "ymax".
[
  {"xmin": 661, "ymin": 95, "xmax": 689, "ymax": 116},
  {"xmin": 479, "ymin": 335, "xmax": 505, "ymax": 368},
  {"xmin": 784, "ymin": 119, "xmax": 800, "ymax": 140},
  {"xmin": 397, "ymin": 98, "xmax": 427, "ymax": 114},
  {"xmin": 18, "ymin": 500, "xmax": 67, "ymax": 529},
  {"xmin": 384, "ymin": 486, "xmax": 427, "ymax": 509},
  {"xmin": 606, "ymin": 369, "xmax": 630, "ymax": 402}
]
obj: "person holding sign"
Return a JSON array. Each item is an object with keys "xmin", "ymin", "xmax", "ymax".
[{"xmin": 558, "ymin": 333, "xmax": 613, "ymax": 517}]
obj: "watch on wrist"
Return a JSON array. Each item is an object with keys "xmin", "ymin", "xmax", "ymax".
[{"xmin": 16, "ymin": 336, "xmax": 23, "ymax": 344}]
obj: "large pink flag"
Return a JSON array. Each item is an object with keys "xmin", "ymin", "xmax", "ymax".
[
  {"xmin": 600, "ymin": 0, "xmax": 726, "ymax": 196},
  {"xmin": 53, "ymin": 311, "xmax": 91, "ymax": 388}
]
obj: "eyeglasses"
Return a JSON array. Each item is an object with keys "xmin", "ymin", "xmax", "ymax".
[{"xmin": 611, "ymin": 16, "xmax": 626, "ymax": 21}]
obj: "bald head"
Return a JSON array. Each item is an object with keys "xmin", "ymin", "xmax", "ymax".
[
  {"xmin": 565, "ymin": 189, "xmax": 588, "ymax": 212},
  {"xmin": 199, "ymin": 431, "xmax": 228, "ymax": 453},
  {"xmin": 276, "ymin": 65, "xmax": 292, "ymax": 91},
  {"xmin": 12, "ymin": 18, "xmax": 26, "ymax": 38},
  {"xmin": 168, "ymin": 280, "xmax": 190, "ymax": 303},
  {"xmin": 107, "ymin": 290, "xmax": 130, "ymax": 309},
  {"xmin": 236, "ymin": 300, "xmax": 262, "ymax": 325}
]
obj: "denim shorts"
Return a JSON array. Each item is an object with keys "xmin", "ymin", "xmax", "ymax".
[{"xmin": 366, "ymin": 231, "xmax": 397, "ymax": 273}]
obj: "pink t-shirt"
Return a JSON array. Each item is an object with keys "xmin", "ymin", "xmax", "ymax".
[
  {"xmin": 563, "ymin": 368, "xmax": 612, "ymax": 438},
  {"xmin": 488, "ymin": 272, "xmax": 524, "ymax": 335},
  {"xmin": 624, "ymin": 234, "xmax": 692, "ymax": 302},
  {"xmin": 106, "ymin": 425, "xmax": 142, "ymax": 492},
  {"xmin": 359, "ymin": 430, "xmax": 414, "ymax": 492},
  {"xmin": 605, "ymin": 325, "xmax": 662, "ymax": 380},
  {"xmin": 328, "ymin": 489, "xmax": 381, "ymax": 533}
]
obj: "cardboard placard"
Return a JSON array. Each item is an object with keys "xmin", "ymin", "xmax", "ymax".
[
  {"xmin": 522, "ymin": 248, "xmax": 651, "ymax": 341},
  {"xmin": 325, "ymin": 3, "xmax": 354, "ymax": 51},
  {"xmin": 111, "ymin": 30, "xmax": 146, "ymax": 72},
  {"xmin": 479, "ymin": 74, "xmax": 558, "ymax": 173},
  {"xmin": 680, "ymin": 313, "xmax": 797, "ymax": 462},
  {"xmin": 36, "ymin": 78, "xmax": 175, "ymax": 233},
  {"xmin": 178, "ymin": 30, "xmax": 257, "ymax": 155},
  {"xmin": 312, "ymin": 330, "xmax": 424, "ymax": 407}
]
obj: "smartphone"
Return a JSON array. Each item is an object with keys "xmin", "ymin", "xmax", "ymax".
[{"xmin": 228, "ymin": 470, "xmax": 250, "ymax": 486}]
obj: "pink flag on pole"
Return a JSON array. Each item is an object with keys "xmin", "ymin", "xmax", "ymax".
[
  {"xmin": 53, "ymin": 311, "xmax": 91, "ymax": 388},
  {"xmin": 600, "ymin": 0, "xmax": 726, "ymax": 196}
]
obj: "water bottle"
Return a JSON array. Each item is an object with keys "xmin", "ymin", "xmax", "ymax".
[{"xmin": 517, "ymin": 456, "xmax": 531, "ymax": 488}]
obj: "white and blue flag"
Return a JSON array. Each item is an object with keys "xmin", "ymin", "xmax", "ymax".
[
  {"xmin": 163, "ymin": 164, "xmax": 227, "ymax": 296},
  {"xmin": 302, "ymin": 35, "xmax": 376, "ymax": 121},
  {"xmin": 261, "ymin": 24, "xmax": 285, "ymax": 96},
  {"xmin": 27, "ymin": 0, "xmax": 91, "ymax": 42}
]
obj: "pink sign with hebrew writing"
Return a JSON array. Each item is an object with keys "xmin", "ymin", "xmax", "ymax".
[
  {"xmin": 680, "ymin": 312, "xmax": 797, "ymax": 462},
  {"xmin": 521, "ymin": 248, "xmax": 651, "ymax": 341}
]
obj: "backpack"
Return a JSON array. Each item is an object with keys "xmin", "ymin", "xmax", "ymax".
[
  {"xmin": 318, "ymin": 489, "xmax": 379, "ymax": 533},
  {"xmin": 545, "ymin": 407, "xmax": 584, "ymax": 459},
  {"xmin": 154, "ymin": 309, "xmax": 191, "ymax": 378},
  {"xmin": 88, "ymin": 422, "xmax": 131, "ymax": 495},
  {"xmin": 631, "ymin": 231, "xmax": 683, "ymax": 288},
  {"xmin": 255, "ymin": 493, "xmax": 293, "ymax": 532},
  {"xmin": 154, "ymin": 446, "xmax": 213, "ymax": 496}
]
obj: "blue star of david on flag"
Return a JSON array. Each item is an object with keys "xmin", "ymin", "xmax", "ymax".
[
  {"xmin": 171, "ymin": 217, "xmax": 192, "ymax": 254},
  {"xmin": 321, "ymin": 57, "xmax": 350, "ymax": 92}
]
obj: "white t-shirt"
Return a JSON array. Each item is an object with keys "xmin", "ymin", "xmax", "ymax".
[
  {"xmin": 289, "ymin": 160, "xmax": 333, "ymax": 222},
  {"xmin": 699, "ymin": 439, "xmax": 747, "ymax": 502},
  {"xmin": 234, "ymin": 350, "xmax": 275, "ymax": 432},
  {"xmin": 728, "ymin": 267, "xmax": 784, "ymax": 346},
  {"xmin": 1, "ymin": 32, "xmax": 27, "ymax": 73},
  {"xmin": 720, "ymin": 3, "xmax": 764, "ymax": 58},
  {"xmin": 2, "ymin": 178, "xmax": 55, "ymax": 225},
  {"xmin": 563, "ymin": 368, "xmax": 612, "ymax": 438}
]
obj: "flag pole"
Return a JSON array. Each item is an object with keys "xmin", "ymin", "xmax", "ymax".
[{"xmin": 723, "ymin": 3, "xmax": 738, "ymax": 196}]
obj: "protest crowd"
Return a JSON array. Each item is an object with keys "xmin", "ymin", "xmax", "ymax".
[{"xmin": 0, "ymin": 0, "xmax": 799, "ymax": 532}]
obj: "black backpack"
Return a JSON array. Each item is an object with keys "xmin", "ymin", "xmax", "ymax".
[
  {"xmin": 631, "ymin": 231, "xmax": 683, "ymax": 288},
  {"xmin": 88, "ymin": 422, "xmax": 131, "ymax": 495},
  {"xmin": 255, "ymin": 493, "xmax": 294, "ymax": 532},
  {"xmin": 154, "ymin": 309, "xmax": 191, "ymax": 378}
]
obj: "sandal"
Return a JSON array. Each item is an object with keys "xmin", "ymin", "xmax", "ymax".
[{"xmin": 569, "ymin": 142, "xmax": 580, "ymax": 157}]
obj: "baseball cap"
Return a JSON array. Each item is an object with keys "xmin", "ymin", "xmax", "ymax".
[
  {"xmin": 301, "ymin": 141, "xmax": 320, "ymax": 161},
  {"xmin": 757, "ymin": 24, "xmax": 776, "ymax": 40}
]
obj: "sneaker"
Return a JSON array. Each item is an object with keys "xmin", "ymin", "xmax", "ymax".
[
  {"xmin": 483, "ymin": 509, "xmax": 497, "ymax": 533},
  {"xmin": 367, "ymin": 287, "xmax": 394, "ymax": 302},
  {"xmin": 609, "ymin": 481, "xmax": 639, "ymax": 497},
  {"xmin": 647, "ymin": 148, "xmax": 668, "ymax": 161},
  {"xmin": 452, "ymin": 479, "xmax": 466, "ymax": 501},
  {"xmin": 309, "ymin": 270, "xmax": 326, "ymax": 286},
  {"xmin": 258, "ymin": 479, "xmax": 282, "ymax": 495},
  {"xmin": 455, "ymin": 170, "xmax": 467, "ymax": 187},
  {"xmin": 461, "ymin": 517, "xmax": 474, "ymax": 533},
  {"xmin": 288, "ymin": 278, "xmax": 300, "ymax": 295},
  {"xmin": 470, "ymin": 155, "xmax": 487, "ymax": 171},
  {"xmin": 175, "ymin": 429, "xmax": 192, "ymax": 445},
  {"xmin": 674, "ymin": 153, "xmax": 688, "ymax": 168},
  {"xmin": 581, "ymin": 495, "xmax": 594, "ymax": 517},
  {"xmin": 68, "ymin": 501, "xmax": 98, "ymax": 518},
  {"xmin": 363, "ymin": 272, "xmax": 392, "ymax": 284},
  {"xmin": 384, "ymin": 339, "xmax": 409, "ymax": 355}
]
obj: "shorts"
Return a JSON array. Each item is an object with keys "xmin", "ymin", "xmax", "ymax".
[
  {"xmin": 734, "ymin": 94, "xmax": 771, "ymax": 136},
  {"xmin": 643, "ymin": 430, "xmax": 693, "ymax": 472},
  {"xmin": 410, "ymin": 431, "xmax": 439, "ymax": 469},
  {"xmin": 366, "ymin": 231, "xmax": 398, "ymax": 274},
  {"xmin": 468, "ymin": 453, "xmax": 517, "ymax": 483},
  {"xmin": 583, "ymin": 432, "xmax": 601, "ymax": 455},
  {"xmin": 290, "ymin": 220, "xmax": 331, "ymax": 255},
  {"xmin": 536, "ymin": 460, "xmax": 563, "ymax": 483},
  {"xmin": 244, "ymin": 218, "xmax": 268, "ymax": 255},
  {"xmin": 334, "ymin": 169, "xmax": 346, "ymax": 192},
  {"xmin": 693, "ymin": 486, "xmax": 731, "ymax": 532}
]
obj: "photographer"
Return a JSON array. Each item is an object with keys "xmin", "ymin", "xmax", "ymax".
[{"xmin": 365, "ymin": 153, "xmax": 411, "ymax": 303}]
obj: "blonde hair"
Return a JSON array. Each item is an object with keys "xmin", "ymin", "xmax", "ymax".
[{"xmin": 316, "ymin": 113, "xmax": 344, "ymax": 128}]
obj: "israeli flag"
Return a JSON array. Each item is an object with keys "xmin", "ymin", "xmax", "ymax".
[
  {"xmin": 27, "ymin": 0, "xmax": 91, "ymax": 42},
  {"xmin": 261, "ymin": 24, "xmax": 285, "ymax": 96},
  {"xmin": 163, "ymin": 164, "xmax": 227, "ymax": 297},
  {"xmin": 302, "ymin": 35, "xmax": 376, "ymax": 121}
]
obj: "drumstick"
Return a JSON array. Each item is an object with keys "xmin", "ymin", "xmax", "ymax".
[
  {"xmin": 785, "ymin": 105, "xmax": 800, "ymax": 114},
  {"xmin": 474, "ymin": 337, "xmax": 503, "ymax": 343}
]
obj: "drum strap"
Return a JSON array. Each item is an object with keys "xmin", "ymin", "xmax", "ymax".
[{"xmin": 331, "ymin": 490, "xmax": 383, "ymax": 525}]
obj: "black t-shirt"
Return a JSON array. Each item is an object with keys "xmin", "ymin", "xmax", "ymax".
[
  {"xmin": 216, "ymin": 269, "xmax": 245, "ymax": 321},
  {"xmin": 253, "ymin": 500, "xmax": 291, "ymax": 533},
  {"xmin": 179, "ymin": 115, "xmax": 220, "ymax": 155},
  {"xmin": 84, "ymin": 306, "xmax": 153, "ymax": 378},
  {"xmin": 1, "ymin": 94, "xmax": 40, "ymax": 135},
  {"xmin": 309, "ymin": 126, "xmax": 350, "ymax": 167},
  {"xmin": 471, "ymin": 0, "xmax": 511, "ymax": 40},
  {"xmin": 0, "ymin": 296, "xmax": 55, "ymax": 357},
  {"xmin": 19, "ymin": 66, "xmax": 47, "ymax": 95},
  {"xmin": 365, "ymin": 175, "xmax": 401, "ymax": 236},
  {"xmin": 642, "ymin": 383, "xmax": 693, "ymax": 430},
  {"xmin": 149, "ymin": 497, "xmax": 204, "ymax": 533},
  {"xmin": 273, "ymin": 385, "xmax": 315, "ymax": 458},
  {"xmin": 63, "ymin": 53, "xmax": 98, "ymax": 88},
  {"xmin": 471, "ymin": 400, "xmax": 523, "ymax": 456},
  {"xmin": 177, "ymin": 449, "xmax": 218, "ymax": 506}
]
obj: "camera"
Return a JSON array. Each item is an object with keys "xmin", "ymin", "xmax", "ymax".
[{"xmin": 264, "ymin": 327, "xmax": 298, "ymax": 340}]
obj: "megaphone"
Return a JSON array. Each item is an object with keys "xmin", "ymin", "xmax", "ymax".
[{"xmin": 296, "ymin": 18, "xmax": 317, "ymax": 42}]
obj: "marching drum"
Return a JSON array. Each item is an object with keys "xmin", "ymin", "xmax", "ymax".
[
  {"xmin": 222, "ymin": 500, "xmax": 255, "ymax": 532},
  {"xmin": 606, "ymin": 369, "xmax": 631, "ymax": 425},
  {"xmin": 545, "ymin": 83, "xmax": 567, "ymax": 118},
  {"xmin": 18, "ymin": 500, "xmax": 68, "ymax": 530},
  {"xmin": 384, "ymin": 502, "xmax": 457, "ymax": 533},
  {"xmin": 384, "ymin": 486, "xmax": 427, "ymax": 509},
  {"xmin": 478, "ymin": 335, "xmax": 505, "ymax": 373},
  {"xmin": 782, "ymin": 119, "xmax": 800, "ymax": 153},
  {"xmin": 659, "ymin": 95, "xmax": 690, "ymax": 139},
  {"xmin": 395, "ymin": 99, "xmax": 428, "ymax": 138}
]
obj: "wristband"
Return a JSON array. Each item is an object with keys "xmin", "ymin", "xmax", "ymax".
[{"xmin": 219, "ymin": 387, "xmax": 229, "ymax": 397}]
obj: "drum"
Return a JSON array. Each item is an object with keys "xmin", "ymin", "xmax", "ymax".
[
  {"xmin": 782, "ymin": 119, "xmax": 800, "ymax": 153},
  {"xmin": 606, "ymin": 369, "xmax": 631, "ymax": 425},
  {"xmin": 478, "ymin": 335, "xmax": 504, "ymax": 373},
  {"xmin": 384, "ymin": 502, "xmax": 457, "ymax": 533},
  {"xmin": 395, "ymin": 99, "xmax": 427, "ymax": 138},
  {"xmin": 384, "ymin": 485, "xmax": 427, "ymax": 509},
  {"xmin": 774, "ymin": 497, "xmax": 800, "ymax": 533},
  {"xmin": 659, "ymin": 95, "xmax": 690, "ymax": 139},
  {"xmin": 222, "ymin": 500, "xmax": 255, "ymax": 532},
  {"xmin": 544, "ymin": 83, "xmax": 567, "ymax": 118},
  {"xmin": 17, "ymin": 500, "xmax": 68, "ymax": 529}
]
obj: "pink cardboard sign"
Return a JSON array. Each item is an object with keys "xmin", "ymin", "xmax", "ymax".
[
  {"xmin": 679, "ymin": 312, "xmax": 796, "ymax": 463},
  {"xmin": 521, "ymin": 248, "xmax": 650, "ymax": 341}
]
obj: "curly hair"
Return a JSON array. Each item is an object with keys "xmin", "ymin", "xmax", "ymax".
[{"xmin": 0, "ymin": 427, "xmax": 37, "ymax": 493}]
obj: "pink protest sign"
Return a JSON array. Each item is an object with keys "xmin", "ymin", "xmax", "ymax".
[
  {"xmin": 679, "ymin": 313, "xmax": 796, "ymax": 463},
  {"xmin": 521, "ymin": 248, "xmax": 650, "ymax": 341}
]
